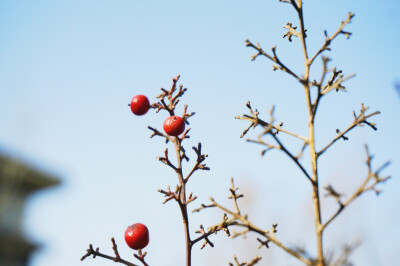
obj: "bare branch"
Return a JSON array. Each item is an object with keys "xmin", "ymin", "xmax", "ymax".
[
  {"xmin": 155, "ymin": 75, "xmax": 188, "ymax": 116},
  {"xmin": 283, "ymin": 22, "xmax": 307, "ymax": 42},
  {"xmin": 195, "ymin": 225, "xmax": 214, "ymax": 249},
  {"xmin": 184, "ymin": 143, "xmax": 210, "ymax": 183},
  {"xmin": 191, "ymin": 214, "xmax": 235, "ymax": 248},
  {"xmin": 195, "ymin": 179, "xmax": 312, "ymax": 265},
  {"xmin": 158, "ymin": 185, "xmax": 180, "ymax": 204},
  {"xmin": 245, "ymin": 40, "xmax": 301, "ymax": 81},
  {"xmin": 318, "ymin": 104, "xmax": 380, "ymax": 157},
  {"xmin": 228, "ymin": 177, "xmax": 243, "ymax": 215},
  {"xmin": 236, "ymin": 102, "xmax": 312, "ymax": 183},
  {"xmin": 257, "ymin": 237, "xmax": 271, "ymax": 249},
  {"xmin": 192, "ymin": 202, "xmax": 216, "ymax": 213},
  {"xmin": 321, "ymin": 67, "xmax": 355, "ymax": 95},
  {"xmin": 156, "ymin": 148, "xmax": 178, "ymax": 171},
  {"xmin": 322, "ymin": 146, "xmax": 390, "ymax": 230},
  {"xmin": 134, "ymin": 249, "xmax": 149, "ymax": 266},
  {"xmin": 236, "ymin": 102, "xmax": 308, "ymax": 142},
  {"xmin": 330, "ymin": 240, "xmax": 361, "ymax": 266},
  {"xmin": 309, "ymin": 12, "xmax": 355, "ymax": 65},
  {"xmin": 148, "ymin": 126, "xmax": 172, "ymax": 143},
  {"xmin": 186, "ymin": 192, "xmax": 198, "ymax": 205},
  {"xmin": 324, "ymin": 184, "xmax": 344, "ymax": 204},
  {"xmin": 229, "ymin": 255, "xmax": 262, "ymax": 266},
  {"xmin": 81, "ymin": 239, "xmax": 139, "ymax": 266}
]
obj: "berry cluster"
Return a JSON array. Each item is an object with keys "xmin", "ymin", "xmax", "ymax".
[
  {"xmin": 130, "ymin": 94, "xmax": 186, "ymax": 136},
  {"xmin": 123, "ymin": 78, "xmax": 191, "ymax": 251},
  {"xmin": 81, "ymin": 76, "xmax": 200, "ymax": 265}
]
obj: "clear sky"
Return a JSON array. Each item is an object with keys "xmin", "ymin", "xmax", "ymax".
[{"xmin": 0, "ymin": 0, "xmax": 399, "ymax": 265}]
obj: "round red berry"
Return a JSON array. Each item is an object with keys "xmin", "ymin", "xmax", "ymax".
[
  {"xmin": 124, "ymin": 223, "xmax": 149, "ymax": 250},
  {"xmin": 163, "ymin": 116, "xmax": 185, "ymax": 136},
  {"xmin": 130, "ymin": 95, "xmax": 150, "ymax": 116}
]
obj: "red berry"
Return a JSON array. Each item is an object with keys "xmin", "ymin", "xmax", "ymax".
[
  {"xmin": 124, "ymin": 223, "xmax": 149, "ymax": 250},
  {"xmin": 130, "ymin": 95, "xmax": 150, "ymax": 115},
  {"xmin": 163, "ymin": 116, "xmax": 185, "ymax": 136}
]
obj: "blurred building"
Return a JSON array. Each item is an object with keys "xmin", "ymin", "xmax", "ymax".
[{"xmin": 0, "ymin": 153, "xmax": 59, "ymax": 266}]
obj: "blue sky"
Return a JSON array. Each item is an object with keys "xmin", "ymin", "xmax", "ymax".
[{"xmin": 0, "ymin": 1, "xmax": 399, "ymax": 265}]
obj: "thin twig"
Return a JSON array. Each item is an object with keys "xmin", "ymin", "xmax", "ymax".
[
  {"xmin": 194, "ymin": 179, "xmax": 312, "ymax": 265},
  {"xmin": 81, "ymin": 239, "xmax": 139, "ymax": 266},
  {"xmin": 309, "ymin": 12, "xmax": 355, "ymax": 65},
  {"xmin": 134, "ymin": 250, "xmax": 149, "ymax": 266},
  {"xmin": 318, "ymin": 104, "xmax": 380, "ymax": 157},
  {"xmin": 236, "ymin": 102, "xmax": 312, "ymax": 183},
  {"xmin": 209, "ymin": 197, "xmax": 312, "ymax": 265},
  {"xmin": 245, "ymin": 40, "xmax": 301, "ymax": 81},
  {"xmin": 229, "ymin": 255, "xmax": 262, "ymax": 266},
  {"xmin": 322, "ymin": 146, "xmax": 390, "ymax": 230}
]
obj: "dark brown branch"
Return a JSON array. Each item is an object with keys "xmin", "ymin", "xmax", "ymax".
[
  {"xmin": 192, "ymin": 203, "xmax": 216, "ymax": 213},
  {"xmin": 152, "ymin": 76, "xmax": 201, "ymax": 266},
  {"xmin": 158, "ymin": 185, "xmax": 180, "ymax": 204},
  {"xmin": 134, "ymin": 250, "xmax": 149, "ymax": 266},
  {"xmin": 155, "ymin": 75, "xmax": 188, "ymax": 116},
  {"xmin": 148, "ymin": 126, "xmax": 172, "ymax": 143},
  {"xmin": 257, "ymin": 237, "xmax": 271, "ymax": 249},
  {"xmin": 324, "ymin": 184, "xmax": 344, "ymax": 204},
  {"xmin": 81, "ymin": 238, "xmax": 139, "ymax": 266},
  {"xmin": 191, "ymin": 214, "xmax": 234, "ymax": 248},
  {"xmin": 184, "ymin": 143, "xmax": 210, "ymax": 183},
  {"xmin": 156, "ymin": 148, "xmax": 178, "ymax": 171},
  {"xmin": 195, "ymin": 225, "xmax": 214, "ymax": 249}
]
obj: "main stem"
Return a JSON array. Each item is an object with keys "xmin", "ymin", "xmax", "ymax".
[
  {"xmin": 304, "ymin": 62, "xmax": 324, "ymax": 266},
  {"xmin": 307, "ymin": 109, "xmax": 324, "ymax": 266},
  {"xmin": 174, "ymin": 139, "xmax": 192, "ymax": 266},
  {"xmin": 304, "ymin": 69, "xmax": 324, "ymax": 265},
  {"xmin": 297, "ymin": 1, "xmax": 324, "ymax": 263}
]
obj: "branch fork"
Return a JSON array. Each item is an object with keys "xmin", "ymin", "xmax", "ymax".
[{"xmin": 81, "ymin": 238, "xmax": 146, "ymax": 266}]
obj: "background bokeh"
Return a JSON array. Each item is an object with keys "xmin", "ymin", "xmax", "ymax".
[{"xmin": 0, "ymin": 0, "xmax": 399, "ymax": 265}]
